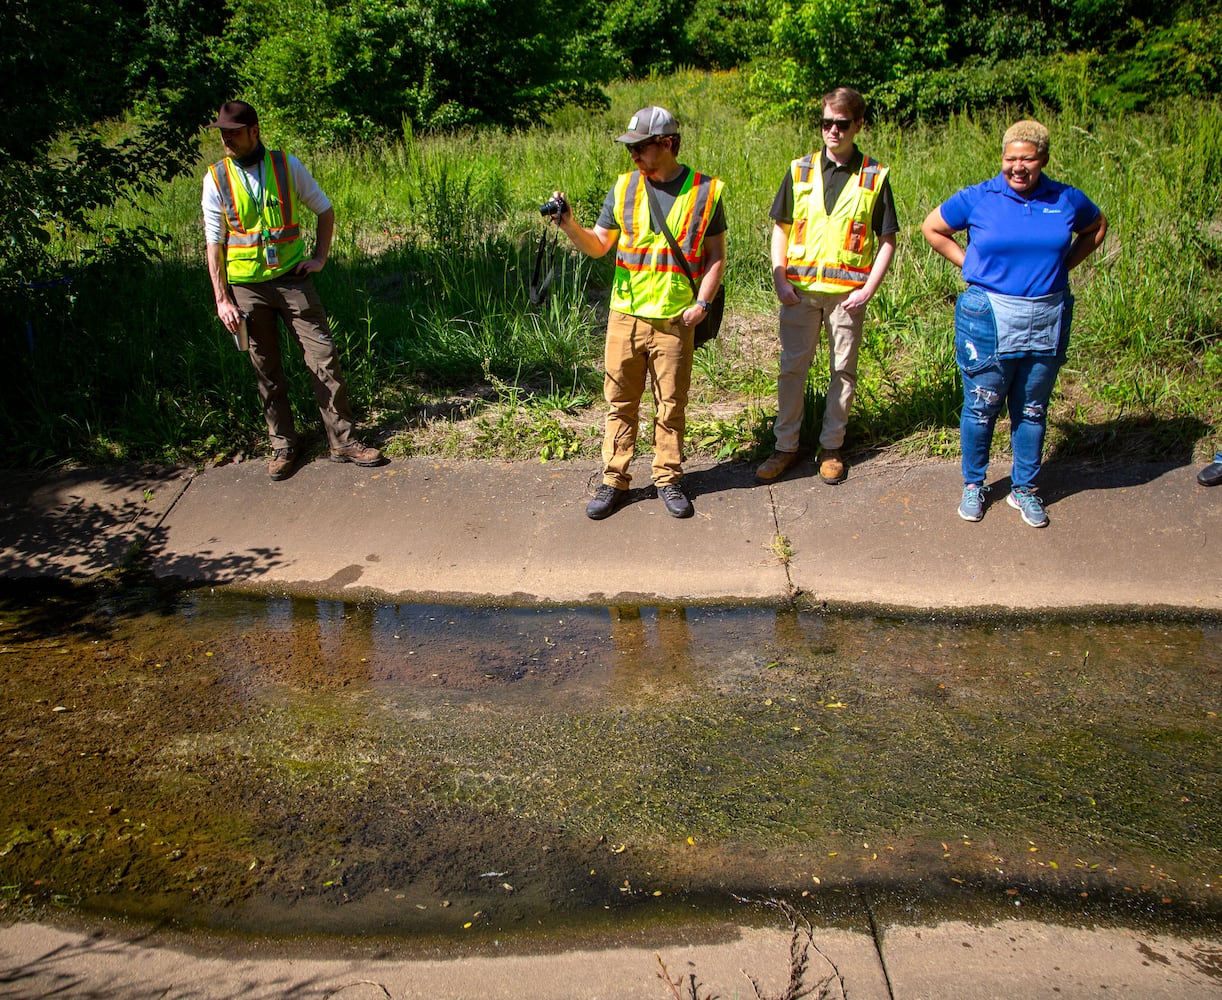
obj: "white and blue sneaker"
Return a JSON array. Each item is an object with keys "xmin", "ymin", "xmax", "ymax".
[
  {"xmin": 1006, "ymin": 486, "xmax": 1049, "ymax": 528},
  {"xmin": 958, "ymin": 483, "xmax": 988, "ymax": 522}
]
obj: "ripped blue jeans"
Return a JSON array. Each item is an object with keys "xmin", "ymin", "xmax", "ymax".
[{"xmin": 955, "ymin": 286, "xmax": 1068, "ymax": 489}]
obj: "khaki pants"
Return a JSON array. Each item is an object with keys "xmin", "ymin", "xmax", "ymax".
[
  {"xmin": 773, "ymin": 288, "xmax": 863, "ymax": 453},
  {"xmin": 601, "ymin": 310, "xmax": 693, "ymax": 489},
  {"xmin": 231, "ymin": 275, "xmax": 357, "ymax": 451}
]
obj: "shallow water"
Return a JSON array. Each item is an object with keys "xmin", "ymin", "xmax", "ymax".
[{"xmin": 0, "ymin": 582, "xmax": 1218, "ymax": 944}]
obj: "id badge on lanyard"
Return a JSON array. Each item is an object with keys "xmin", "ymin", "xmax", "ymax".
[{"xmin": 262, "ymin": 229, "xmax": 279, "ymax": 268}]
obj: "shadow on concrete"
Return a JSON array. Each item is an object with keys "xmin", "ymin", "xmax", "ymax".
[
  {"xmin": 1046, "ymin": 414, "xmax": 1210, "ymax": 468},
  {"xmin": 682, "ymin": 460, "xmax": 759, "ymax": 498},
  {"xmin": 0, "ymin": 467, "xmax": 288, "ymax": 617},
  {"xmin": 0, "ymin": 468, "xmax": 164, "ymax": 578},
  {"xmin": 0, "ymin": 926, "xmax": 346, "ymax": 998},
  {"xmin": 1038, "ymin": 461, "xmax": 1188, "ymax": 505}
]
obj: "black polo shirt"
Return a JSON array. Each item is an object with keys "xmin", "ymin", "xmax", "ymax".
[{"xmin": 769, "ymin": 147, "xmax": 898, "ymax": 235}]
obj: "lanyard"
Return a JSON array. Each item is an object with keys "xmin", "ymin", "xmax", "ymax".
[
  {"xmin": 232, "ymin": 158, "xmax": 266, "ymax": 221},
  {"xmin": 228, "ymin": 151, "xmax": 283, "ymax": 268}
]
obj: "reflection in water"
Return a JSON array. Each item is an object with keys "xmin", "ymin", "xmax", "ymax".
[
  {"xmin": 0, "ymin": 585, "xmax": 1217, "ymax": 940},
  {"xmin": 607, "ymin": 605, "xmax": 694, "ymax": 694}
]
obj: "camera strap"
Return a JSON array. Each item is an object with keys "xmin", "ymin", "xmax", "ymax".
[
  {"xmin": 529, "ymin": 227, "xmax": 557, "ymax": 306},
  {"xmin": 644, "ymin": 180, "xmax": 700, "ymax": 299}
]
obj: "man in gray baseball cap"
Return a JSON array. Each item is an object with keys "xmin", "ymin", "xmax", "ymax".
[
  {"xmin": 548, "ymin": 106, "xmax": 726, "ymax": 521},
  {"xmin": 615, "ymin": 106, "xmax": 679, "ymax": 144}
]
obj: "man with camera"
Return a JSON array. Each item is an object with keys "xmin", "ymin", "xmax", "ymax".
[
  {"xmin": 203, "ymin": 100, "xmax": 384, "ymax": 481},
  {"xmin": 549, "ymin": 106, "xmax": 726, "ymax": 520}
]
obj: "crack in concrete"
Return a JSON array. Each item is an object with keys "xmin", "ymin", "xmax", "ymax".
[{"xmin": 857, "ymin": 885, "xmax": 897, "ymax": 1000}]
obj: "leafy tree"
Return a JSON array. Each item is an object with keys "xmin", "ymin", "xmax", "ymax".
[
  {"xmin": 599, "ymin": 0, "xmax": 692, "ymax": 75},
  {"xmin": 748, "ymin": 0, "xmax": 1221, "ymax": 122},
  {"xmin": 1099, "ymin": 13, "xmax": 1222, "ymax": 108},
  {"xmin": 596, "ymin": 0, "xmax": 772, "ymax": 75},
  {"xmin": 751, "ymin": 0, "xmax": 949, "ymax": 119},
  {"xmin": 0, "ymin": 0, "xmax": 224, "ymax": 294},
  {"xmin": 220, "ymin": 0, "xmax": 613, "ymax": 143},
  {"xmin": 680, "ymin": 0, "xmax": 774, "ymax": 71}
]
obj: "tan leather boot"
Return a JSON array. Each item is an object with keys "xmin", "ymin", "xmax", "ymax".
[
  {"xmin": 818, "ymin": 449, "xmax": 846, "ymax": 484},
  {"xmin": 755, "ymin": 450, "xmax": 800, "ymax": 482}
]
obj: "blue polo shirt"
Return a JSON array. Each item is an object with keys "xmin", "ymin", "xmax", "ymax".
[{"xmin": 938, "ymin": 174, "xmax": 1100, "ymax": 296}]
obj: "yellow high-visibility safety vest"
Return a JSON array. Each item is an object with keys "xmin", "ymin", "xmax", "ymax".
[
  {"xmin": 209, "ymin": 149, "xmax": 305, "ymax": 284},
  {"xmin": 610, "ymin": 169, "xmax": 723, "ymax": 320},
  {"xmin": 785, "ymin": 154, "xmax": 887, "ymax": 293}
]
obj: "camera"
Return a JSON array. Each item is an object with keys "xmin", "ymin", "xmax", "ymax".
[{"xmin": 539, "ymin": 194, "xmax": 567, "ymax": 218}]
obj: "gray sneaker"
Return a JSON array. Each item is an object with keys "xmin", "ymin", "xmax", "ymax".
[
  {"xmin": 586, "ymin": 484, "xmax": 628, "ymax": 520},
  {"xmin": 658, "ymin": 483, "xmax": 693, "ymax": 518},
  {"xmin": 1006, "ymin": 486, "xmax": 1049, "ymax": 528},
  {"xmin": 958, "ymin": 483, "xmax": 988, "ymax": 522}
]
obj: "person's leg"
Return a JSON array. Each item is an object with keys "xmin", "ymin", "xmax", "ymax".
[
  {"xmin": 231, "ymin": 283, "xmax": 296, "ymax": 451},
  {"xmin": 1007, "ymin": 355, "xmax": 1061, "ymax": 490},
  {"xmin": 1002, "ymin": 355, "xmax": 1059, "ymax": 527},
  {"xmin": 819, "ymin": 292, "xmax": 863, "ymax": 452},
  {"xmin": 647, "ymin": 319, "xmax": 693, "ymax": 487},
  {"xmin": 953, "ymin": 287, "xmax": 1003, "ymax": 516},
  {"xmin": 772, "ymin": 292, "xmax": 824, "ymax": 453},
  {"xmin": 959, "ymin": 360, "xmax": 1010, "ymax": 487},
  {"xmin": 601, "ymin": 311, "xmax": 649, "ymax": 490},
  {"xmin": 275, "ymin": 276, "xmax": 357, "ymax": 450}
]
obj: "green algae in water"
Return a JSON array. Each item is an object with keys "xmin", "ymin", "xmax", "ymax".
[{"xmin": 0, "ymin": 585, "xmax": 1217, "ymax": 939}]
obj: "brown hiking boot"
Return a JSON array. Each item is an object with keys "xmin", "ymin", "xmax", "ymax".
[
  {"xmin": 755, "ymin": 450, "xmax": 800, "ymax": 482},
  {"xmin": 268, "ymin": 446, "xmax": 299, "ymax": 481},
  {"xmin": 818, "ymin": 449, "xmax": 846, "ymax": 484},
  {"xmin": 329, "ymin": 441, "xmax": 385, "ymax": 467}
]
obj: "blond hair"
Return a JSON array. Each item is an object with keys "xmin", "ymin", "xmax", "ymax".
[{"xmin": 1002, "ymin": 120, "xmax": 1050, "ymax": 156}]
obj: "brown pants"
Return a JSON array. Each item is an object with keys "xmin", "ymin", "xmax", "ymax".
[
  {"xmin": 601, "ymin": 310, "xmax": 694, "ymax": 489},
  {"xmin": 231, "ymin": 275, "xmax": 356, "ymax": 451}
]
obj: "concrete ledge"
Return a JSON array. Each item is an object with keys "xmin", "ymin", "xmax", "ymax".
[{"xmin": 0, "ymin": 457, "xmax": 1216, "ymax": 611}]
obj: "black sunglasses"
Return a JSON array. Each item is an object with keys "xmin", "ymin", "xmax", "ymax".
[
  {"xmin": 627, "ymin": 136, "xmax": 665, "ymax": 154},
  {"xmin": 820, "ymin": 117, "xmax": 855, "ymax": 131}
]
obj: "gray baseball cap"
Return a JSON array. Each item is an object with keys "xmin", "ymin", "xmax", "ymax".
[{"xmin": 616, "ymin": 106, "xmax": 678, "ymax": 143}]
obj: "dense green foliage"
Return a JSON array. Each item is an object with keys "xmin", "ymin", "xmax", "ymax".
[
  {"xmin": 752, "ymin": 0, "xmax": 1222, "ymax": 120},
  {"xmin": 600, "ymin": 0, "xmax": 772, "ymax": 75},
  {"xmin": 220, "ymin": 0, "xmax": 613, "ymax": 142},
  {"xmin": 0, "ymin": 0, "xmax": 223, "ymax": 292},
  {"xmin": 216, "ymin": 0, "xmax": 1222, "ymax": 140},
  {"xmin": 2, "ymin": 74, "xmax": 1217, "ymax": 470},
  {"xmin": 2, "ymin": 3, "xmax": 1220, "ymax": 469}
]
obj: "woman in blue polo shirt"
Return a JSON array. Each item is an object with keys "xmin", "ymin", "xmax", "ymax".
[{"xmin": 921, "ymin": 120, "xmax": 1107, "ymax": 527}]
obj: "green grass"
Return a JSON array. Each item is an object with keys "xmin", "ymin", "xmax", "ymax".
[{"xmin": 2, "ymin": 71, "xmax": 1219, "ymax": 467}]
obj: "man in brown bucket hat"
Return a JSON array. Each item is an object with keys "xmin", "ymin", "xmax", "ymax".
[{"xmin": 202, "ymin": 100, "xmax": 384, "ymax": 480}]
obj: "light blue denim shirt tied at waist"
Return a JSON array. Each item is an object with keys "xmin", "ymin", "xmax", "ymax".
[{"xmin": 984, "ymin": 289, "xmax": 1066, "ymax": 356}]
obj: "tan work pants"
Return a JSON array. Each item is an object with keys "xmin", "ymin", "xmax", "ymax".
[
  {"xmin": 601, "ymin": 310, "xmax": 693, "ymax": 489},
  {"xmin": 773, "ymin": 288, "xmax": 864, "ymax": 453}
]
